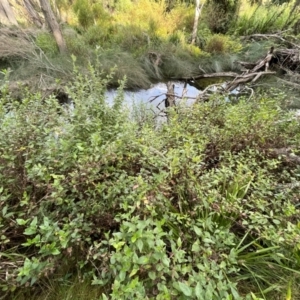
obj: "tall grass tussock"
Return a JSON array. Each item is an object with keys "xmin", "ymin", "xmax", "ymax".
[{"xmin": 233, "ymin": 1, "xmax": 300, "ymax": 35}]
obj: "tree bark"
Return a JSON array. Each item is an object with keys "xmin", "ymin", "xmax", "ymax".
[
  {"xmin": 191, "ymin": 0, "xmax": 202, "ymax": 45},
  {"xmin": 23, "ymin": 0, "xmax": 43, "ymax": 27},
  {"xmin": 166, "ymin": 82, "xmax": 176, "ymax": 108},
  {"xmin": 0, "ymin": 0, "xmax": 18, "ymax": 26},
  {"xmin": 39, "ymin": 0, "xmax": 66, "ymax": 53}
]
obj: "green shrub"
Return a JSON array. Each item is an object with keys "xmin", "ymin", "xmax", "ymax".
[
  {"xmin": 205, "ymin": 34, "xmax": 242, "ymax": 54},
  {"xmin": 93, "ymin": 47, "xmax": 151, "ymax": 88},
  {"xmin": 112, "ymin": 25, "xmax": 151, "ymax": 55},
  {"xmin": 35, "ymin": 32, "xmax": 59, "ymax": 57},
  {"xmin": 65, "ymin": 33, "xmax": 90, "ymax": 59},
  {"xmin": 95, "ymin": 205, "xmax": 239, "ymax": 299},
  {"xmin": 83, "ymin": 24, "xmax": 114, "ymax": 47},
  {"xmin": 1, "ymin": 65, "xmax": 300, "ymax": 299},
  {"xmin": 142, "ymin": 42, "xmax": 204, "ymax": 80},
  {"xmin": 0, "ymin": 63, "xmax": 129, "ymax": 295},
  {"xmin": 167, "ymin": 30, "xmax": 186, "ymax": 46},
  {"xmin": 73, "ymin": 0, "xmax": 94, "ymax": 28},
  {"xmin": 204, "ymin": 0, "xmax": 241, "ymax": 33}
]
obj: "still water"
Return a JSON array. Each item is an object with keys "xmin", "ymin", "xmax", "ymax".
[{"xmin": 106, "ymin": 81, "xmax": 200, "ymax": 109}]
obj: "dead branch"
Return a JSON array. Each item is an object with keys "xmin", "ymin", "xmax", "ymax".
[
  {"xmin": 195, "ymin": 47, "xmax": 277, "ymax": 100},
  {"xmin": 225, "ymin": 71, "xmax": 275, "ymax": 92},
  {"xmin": 153, "ymin": 44, "xmax": 300, "ymax": 109},
  {"xmin": 182, "ymin": 72, "xmax": 239, "ymax": 80},
  {"xmin": 195, "ymin": 83, "xmax": 226, "ymax": 102}
]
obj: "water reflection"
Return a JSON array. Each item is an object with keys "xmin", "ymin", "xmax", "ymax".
[{"xmin": 106, "ymin": 81, "xmax": 200, "ymax": 109}]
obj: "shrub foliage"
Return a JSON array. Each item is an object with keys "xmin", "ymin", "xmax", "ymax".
[{"xmin": 1, "ymin": 66, "xmax": 300, "ymax": 299}]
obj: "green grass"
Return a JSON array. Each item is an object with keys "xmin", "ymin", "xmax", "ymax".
[
  {"xmin": 11, "ymin": 279, "xmax": 103, "ymax": 300},
  {"xmin": 233, "ymin": 1, "xmax": 300, "ymax": 35}
]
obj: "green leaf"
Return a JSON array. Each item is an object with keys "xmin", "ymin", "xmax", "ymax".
[
  {"xmin": 148, "ymin": 271, "xmax": 156, "ymax": 280},
  {"xmin": 220, "ymin": 261, "xmax": 226, "ymax": 269},
  {"xmin": 101, "ymin": 293, "xmax": 109, "ymax": 300},
  {"xmin": 24, "ymin": 227, "xmax": 37, "ymax": 235},
  {"xmin": 119, "ymin": 270, "xmax": 126, "ymax": 282},
  {"xmin": 192, "ymin": 241, "xmax": 200, "ymax": 252},
  {"xmin": 203, "ymin": 238, "xmax": 214, "ymax": 244},
  {"xmin": 161, "ymin": 256, "xmax": 170, "ymax": 267},
  {"xmin": 195, "ymin": 282, "xmax": 203, "ymax": 299},
  {"xmin": 129, "ymin": 267, "xmax": 139, "ymax": 277},
  {"xmin": 136, "ymin": 239, "xmax": 143, "ymax": 252},
  {"xmin": 250, "ymin": 292, "xmax": 264, "ymax": 300},
  {"xmin": 76, "ymin": 144, "xmax": 84, "ymax": 151},
  {"xmin": 230, "ymin": 286, "xmax": 240, "ymax": 299},
  {"xmin": 156, "ymin": 263, "xmax": 164, "ymax": 272},
  {"xmin": 177, "ymin": 237, "xmax": 182, "ymax": 247},
  {"xmin": 110, "ymin": 256, "xmax": 116, "ymax": 264},
  {"xmin": 16, "ymin": 218, "xmax": 28, "ymax": 226},
  {"xmin": 193, "ymin": 226, "xmax": 202, "ymax": 237},
  {"xmin": 51, "ymin": 248, "xmax": 61, "ymax": 255},
  {"xmin": 178, "ymin": 281, "xmax": 192, "ymax": 296},
  {"xmin": 30, "ymin": 277, "xmax": 37, "ymax": 286},
  {"xmin": 31, "ymin": 217, "xmax": 38, "ymax": 227},
  {"xmin": 2, "ymin": 206, "xmax": 7, "ymax": 216},
  {"xmin": 137, "ymin": 256, "xmax": 149, "ymax": 264},
  {"xmin": 112, "ymin": 241, "xmax": 125, "ymax": 250},
  {"xmin": 205, "ymin": 284, "xmax": 213, "ymax": 299}
]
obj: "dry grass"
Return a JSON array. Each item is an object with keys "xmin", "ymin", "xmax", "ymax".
[
  {"xmin": 0, "ymin": 28, "xmax": 72, "ymax": 92},
  {"xmin": 0, "ymin": 28, "xmax": 37, "ymax": 60}
]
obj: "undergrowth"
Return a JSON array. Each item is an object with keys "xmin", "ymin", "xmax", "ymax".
[
  {"xmin": 2, "ymin": 0, "xmax": 300, "ymax": 90},
  {"xmin": 1, "ymin": 63, "xmax": 300, "ymax": 299}
]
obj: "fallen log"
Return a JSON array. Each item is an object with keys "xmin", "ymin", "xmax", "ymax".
[
  {"xmin": 166, "ymin": 43, "xmax": 300, "ymax": 104},
  {"xmin": 195, "ymin": 47, "xmax": 279, "ymax": 100},
  {"xmin": 250, "ymin": 46, "xmax": 274, "ymax": 72},
  {"xmin": 182, "ymin": 72, "xmax": 239, "ymax": 80},
  {"xmin": 225, "ymin": 71, "xmax": 275, "ymax": 92},
  {"xmin": 239, "ymin": 48, "xmax": 300, "ymax": 73}
]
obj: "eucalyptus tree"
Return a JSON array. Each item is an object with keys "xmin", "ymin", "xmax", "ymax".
[
  {"xmin": 0, "ymin": 0, "xmax": 18, "ymax": 25},
  {"xmin": 191, "ymin": 0, "xmax": 202, "ymax": 45},
  {"xmin": 39, "ymin": 0, "xmax": 67, "ymax": 53}
]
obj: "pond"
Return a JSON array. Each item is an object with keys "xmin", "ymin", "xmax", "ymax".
[{"xmin": 106, "ymin": 81, "xmax": 200, "ymax": 110}]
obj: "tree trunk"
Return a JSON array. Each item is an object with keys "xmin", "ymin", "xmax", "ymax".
[
  {"xmin": 39, "ymin": 0, "xmax": 66, "ymax": 53},
  {"xmin": 23, "ymin": 0, "xmax": 43, "ymax": 27},
  {"xmin": 166, "ymin": 82, "xmax": 176, "ymax": 108},
  {"xmin": 0, "ymin": 0, "xmax": 18, "ymax": 26},
  {"xmin": 191, "ymin": 0, "xmax": 202, "ymax": 45}
]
